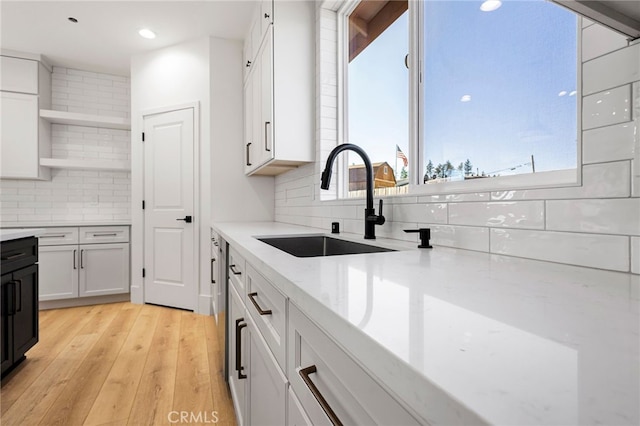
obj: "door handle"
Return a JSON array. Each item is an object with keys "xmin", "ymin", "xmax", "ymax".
[
  {"xmin": 264, "ymin": 121, "xmax": 271, "ymax": 152},
  {"xmin": 248, "ymin": 292, "xmax": 272, "ymax": 315},
  {"xmin": 14, "ymin": 279, "xmax": 22, "ymax": 313},
  {"xmin": 6, "ymin": 281, "xmax": 16, "ymax": 316},
  {"xmin": 176, "ymin": 216, "xmax": 192, "ymax": 223},
  {"xmin": 235, "ymin": 318, "xmax": 247, "ymax": 380},
  {"xmin": 80, "ymin": 249, "xmax": 84, "ymax": 269},
  {"xmin": 246, "ymin": 142, "xmax": 252, "ymax": 166},
  {"xmin": 73, "ymin": 249, "xmax": 77, "ymax": 270},
  {"xmin": 299, "ymin": 365, "xmax": 343, "ymax": 426},
  {"xmin": 211, "ymin": 258, "xmax": 216, "ymax": 284}
]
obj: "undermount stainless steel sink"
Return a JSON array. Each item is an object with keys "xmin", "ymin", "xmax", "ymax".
[{"xmin": 256, "ymin": 235, "xmax": 395, "ymax": 258}]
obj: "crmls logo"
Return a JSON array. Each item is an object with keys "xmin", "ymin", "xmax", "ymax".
[{"xmin": 167, "ymin": 411, "xmax": 219, "ymax": 424}]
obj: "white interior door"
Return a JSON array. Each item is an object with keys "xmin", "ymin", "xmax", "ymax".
[{"xmin": 143, "ymin": 108, "xmax": 196, "ymax": 310}]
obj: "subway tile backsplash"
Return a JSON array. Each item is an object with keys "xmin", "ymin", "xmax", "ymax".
[
  {"xmin": 0, "ymin": 67, "xmax": 131, "ymax": 224},
  {"xmin": 274, "ymin": 9, "xmax": 639, "ymax": 274}
]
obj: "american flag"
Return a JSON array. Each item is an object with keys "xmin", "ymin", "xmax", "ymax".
[{"xmin": 396, "ymin": 145, "xmax": 408, "ymax": 167}]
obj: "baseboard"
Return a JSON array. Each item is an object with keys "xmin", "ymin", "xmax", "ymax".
[{"xmin": 39, "ymin": 293, "xmax": 130, "ymax": 310}]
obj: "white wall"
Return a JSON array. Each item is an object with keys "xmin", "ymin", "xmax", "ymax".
[
  {"xmin": 0, "ymin": 67, "xmax": 131, "ymax": 223},
  {"xmin": 274, "ymin": 8, "xmax": 640, "ymax": 275},
  {"xmin": 130, "ymin": 37, "xmax": 273, "ymax": 313}
]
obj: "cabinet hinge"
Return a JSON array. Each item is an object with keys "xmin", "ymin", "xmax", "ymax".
[
  {"xmin": 142, "ymin": 200, "xmax": 145, "ymax": 210},
  {"xmin": 142, "ymin": 268, "xmax": 146, "ymax": 278},
  {"xmin": 142, "ymin": 132, "xmax": 145, "ymax": 142}
]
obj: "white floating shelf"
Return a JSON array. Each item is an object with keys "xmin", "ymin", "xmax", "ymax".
[
  {"xmin": 40, "ymin": 158, "xmax": 131, "ymax": 172},
  {"xmin": 40, "ymin": 109, "xmax": 131, "ymax": 130}
]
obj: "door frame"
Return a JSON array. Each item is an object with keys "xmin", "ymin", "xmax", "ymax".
[{"xmin": 139, "ymin": 102, "xmax": 200, "ymax": 311}]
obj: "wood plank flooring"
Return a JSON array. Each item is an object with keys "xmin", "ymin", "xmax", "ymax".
[{"xmin": 1, "ymin": 302, "xmax": 236, "ymax": 426}]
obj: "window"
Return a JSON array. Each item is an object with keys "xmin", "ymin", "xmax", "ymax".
[{"xmin": 341, "ymin": 0, "xmax": 579, "ymax": 196}]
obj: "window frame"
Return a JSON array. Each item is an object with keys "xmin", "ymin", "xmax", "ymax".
[{"xmin": 334, "ymin": 0, "xmax": 583, "ymax": 198}]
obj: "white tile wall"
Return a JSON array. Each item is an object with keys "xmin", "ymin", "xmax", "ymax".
[
  {"xmin": 274, "ymin": 6, "xmax": 639, "ymax": 274},
  {"xmin": 581, "ymin": 23, "xmax": 630, "ymax": 63},
  {"xmin": 582, "ymin": 85, "xmax": 632, "ymax": 130},
  {"xmin": 0, "ymin": 67, "xmax": 131, "ymax": 223}
]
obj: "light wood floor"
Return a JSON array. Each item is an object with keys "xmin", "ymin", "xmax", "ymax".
[{"xmin": 0, "ymin": 302, "xmax": 236, "ymax": 426}]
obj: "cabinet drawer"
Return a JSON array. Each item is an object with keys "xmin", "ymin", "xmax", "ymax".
[
  {"xmin": 1, "ymin": 236, "xmax": 38, "ymax": 272},
  {"xmin": 38, "ymin": 227, "xmax": 79, "ymax": 246},
  {"xmin": 288, "ymin": 303, "xmax": 421, "ymax": 426},
  {"xmin": 229, "ymin": 246, "xmax": 246, "ymax": 298},
  {"xmin": 79, "ymin": 226, "xmax": 129, "ymax": 244},
  {"xmin": 0, "ymin": 56, "xmax": 38, "ymax": 94},
  {"xmin": 245, "ymin": 263, "xmax": 286, "ymax": 370}
]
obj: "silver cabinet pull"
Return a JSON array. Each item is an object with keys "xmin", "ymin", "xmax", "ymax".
[
  {"xmin": 299, "ymin": 365, "xmax": 343, "ymax": 426},
  {"xmin": 92, "ymin": 233, "xmax": 117, "ymax": 237},
  {"xmin": 40, "ymin": 234, "xmax": 66, "ymax": 238}
]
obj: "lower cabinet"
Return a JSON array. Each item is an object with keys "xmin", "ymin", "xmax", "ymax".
[
  {"xmin": 229, "ymin": 284, "xmax": 287, "ymax": 426},
  {"xmin": 1, "ymin": 237, "xmax": 39, "ymax": 377},
  {"xmin": 288, "ymin": 304, "xmax": 421, "ymax": 426},
  {"xmin": 226, "ymin": 243, "xmax": 422, "ymax": 425},
  {"xmin": 38, "ymin": 226, "xmax": 130, "ymax": 301}
]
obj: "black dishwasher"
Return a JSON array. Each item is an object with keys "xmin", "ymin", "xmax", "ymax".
[{"xmin": 1, "ymin": 236, "xmax": 39, "ymax": 378}]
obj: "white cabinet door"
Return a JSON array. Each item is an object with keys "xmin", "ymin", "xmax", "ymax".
[
  {"xmin": 0, "ymin": 56, "xmax": 38, "ymax": 94},
  {"xmin": 247, "ymin": 316, "xmax": 287, "ymax": 426},
  {"xmin": 260, "ymin": 0, "xmax": 273, "ymax": 37},
  {"xmin": 38, "ymin": 245, "xmax": 79, "ymax": 301},
  {"xmin": 244, "ymin": 72, "xmax": 255, "ymax": 174},
  {"xmin": 287, "ymin": 387, "xmax": 312, "ymax": 426},
  {"xmin": 229, "ymin": 285, "xmax": 248, "ymax": 426},
  {"xmin": 0, "ymin": 92, "xmax": 39, "ymax": 179},
  {"xmin": 258, "ymin": 31, "xmax": 274, "ymax": 167},
  {"xmin": 79, "ymin": 243, "xmax": 130, "ymax": 297}
]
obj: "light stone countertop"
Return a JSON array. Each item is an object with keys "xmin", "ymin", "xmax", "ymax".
[
  {"xmin": 213, "ymin": 221, "xmax": 640, "ymax": 426},
  {"xmin": 0, "ymin": 228, "xmax": 46, "ymax": 242},
  {"xmin": 1, "ymin": 221, "xmax": 131, "ymax": 228}
]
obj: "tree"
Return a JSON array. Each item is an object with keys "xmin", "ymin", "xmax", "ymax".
[
  {"xmin": 434, "ymin": 163, "xmax": 443, "ymax": 178},
  {"xmin": 458, "ymin": 162, "xmax": 463, "ymax": 172},
  {"xmin": 464, "ymin": 159, "xmax": 472, "ymax": 175},
  {"xmin": 444, "ymin": 161, "xmax": 454, "ymax": 177},
  {"xmin": 400, "ymin": 166, "xmax": 408, "ymax": 179},
  {"xmin": 426, "ymin": 160, "xmax": 433, "ymax": 176}
]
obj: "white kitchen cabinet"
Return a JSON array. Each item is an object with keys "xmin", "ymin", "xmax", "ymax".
[
  {"xmin": 79, "ymin": 243, "xmax": 130, "ymax": 297},
  {"xmin": 247, "ymin": 314, "xmax": 287, "ymax": 426},
  {"xmin": 38, "ymin": 245, "xmax": 79, "ymax": 300},
  {"xmin": 288, "ymin": 303, "xmax": 421, "ymax": 426},
  {"xmin": 229, "ymin": 285, "xmax": 248, "ymax": 426},
  {"xmin": 287, "ymin": 387, "xmax": 312, "ymax": 426},
  {"xmin": 243, "ymin": 1, "xmax": 314, "ymax": 176},
  {"xmin": 245, "ymin": 263, "xmax": 286, "ymax": 370},
  {"xmin": 38, "ymin": 226, "xmax": 130, "ymax": 301},
  {"xmin": 0, "ymin": 55, "xmax": 51, "ymax": 180},
  {"xmin": 228, "ymin": 252, "xmax": 288, "ymax": 426},
  {"xmin": 0, "ymin": 56, "xmax": 38, "ymax": 94}
]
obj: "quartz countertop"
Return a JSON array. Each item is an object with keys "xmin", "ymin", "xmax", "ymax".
[
  {"xmin": 212, "ymin": 221, "xmax": 639, "ymax": 426},
  {"xmin": 1, "ymin": 221, "xmax": 131, "ymax": 228},
  {"xmin": 1, "ymin": 228, "xmax": 46, "ymax": 242}
]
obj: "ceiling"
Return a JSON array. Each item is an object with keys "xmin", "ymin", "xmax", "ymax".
[{"xmin": 0, "ymin": 1, "xmax": 258, "ymax": 76}]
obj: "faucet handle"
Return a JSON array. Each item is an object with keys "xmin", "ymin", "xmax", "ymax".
[
  {"xmin": 378, "ymin": 199, "xmax": 383, "ymax": 217},
  {"xmin": 404, "ymin": 228, "xmax": 433, "ymax": 249}
]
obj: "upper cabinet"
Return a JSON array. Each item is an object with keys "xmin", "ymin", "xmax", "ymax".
[
  {"xmin": 0, "ymin": 54, "xmax": 51, "ymax": 180},
  {"xmin": 243, "ymin": 0, "xmax": 315, "ymax": 176}
]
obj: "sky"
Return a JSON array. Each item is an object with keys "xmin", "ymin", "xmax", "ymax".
[{"xmin": 347, "ymin": 0, "xmax": 578, "ymax": 180}]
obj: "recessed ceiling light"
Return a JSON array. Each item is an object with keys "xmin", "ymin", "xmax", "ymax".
[
  {"xmin": 138, "ymin": 28, "xmax": 156, "ymax": 39},
  {"xmin": 460, "ymin": 94, "xmax": 471, "ymax": 102},
  {"xmin": 68, "ymin": 17, "xmax": 78, "ymax": 23},
  {"xmin": 480, "ymin": 0, "xmax": 502, "ymax": 12}
]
